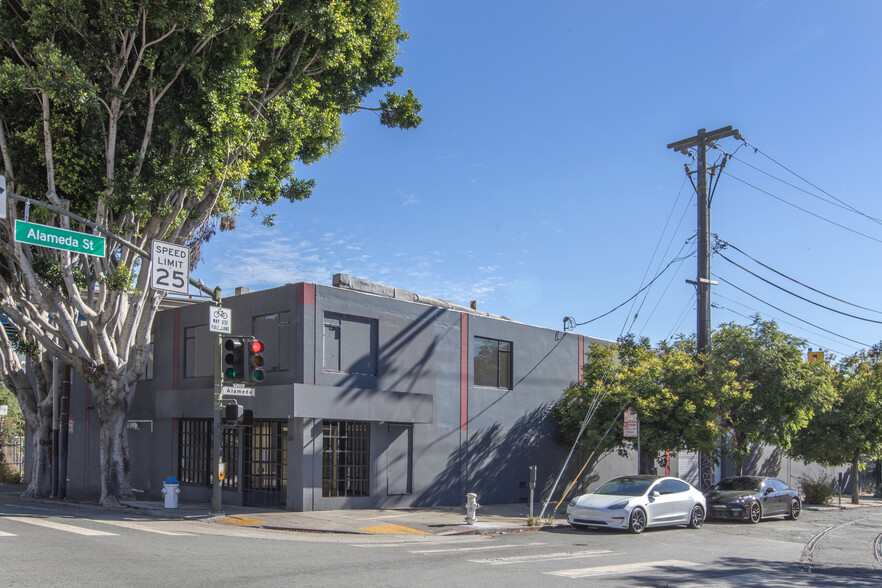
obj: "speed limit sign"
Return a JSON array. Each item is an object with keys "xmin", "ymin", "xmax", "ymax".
[{"xmin": 151, "ymin": 240, "xmax": 190, "ymax": 295}]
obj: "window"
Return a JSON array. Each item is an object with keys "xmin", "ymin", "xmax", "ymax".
[
  {"xmin": 322, "ymin": 420, "xmax": 370, "ymax": 497},
  {"xmin": 184, "ymin": 325, "xmax": 212, "ymax": 378},
  {"xmin": 474, "ymin": 336, "xmax": 512, "ymax": 389},
  {"xmin": 138, "ymin": 331, "xmax": 154, "ymax": 381},
  {"xmin": 658, "ymin": 479, "xmax": 690, "ymax": 494},
  {"xmin": 179, "ymin": 419, "xmax": 211, "ymax": 486},
  {"xmin": 179, "ymin": 419, "xmax": 237, "ymax": 490},
  {"xmin": 253, "ymin": 312, "xmax": 291, "ymax": 372},
  {"xmin": 322, "ymin": 313, "xmax": 378, "ymax": 376}
]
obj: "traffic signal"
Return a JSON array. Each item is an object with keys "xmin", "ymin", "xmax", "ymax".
[
  {"xmin": 224, "ymin": 403, "xmax": 243, "ymax": 424},
  {"xmin": 223, "ymin": 337, "xmax": 245, "ymax": 382},
  {"xmin": 222, "ymin": 403, "xmax": 253, "ymax": 426},
  {"xmin": 247, "ymin": 338, "xmax": 266, "ymax": 383}
]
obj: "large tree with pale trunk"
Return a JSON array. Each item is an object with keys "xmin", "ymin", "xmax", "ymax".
[{"xmin": 0, "ymin": 0, "xmax": 421, "ymax": 505}]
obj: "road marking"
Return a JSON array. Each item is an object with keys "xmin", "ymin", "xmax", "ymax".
[
  {"xmin": 89, "ymin": 519, "xmax": 195, "ymax": 536},
  {"xmin": 0, "ymin": 530, "xmax": 16, "ymax": 536},
  {"xmin": 547, "ymin": 559, "xmax": 700, "ymax": 578},
  {"xmin": 470, "ymin": 549, "xmax": 615, "ymax": 565},
  {"xmin": 5, "ymin": 516, "xmax": 117, "ymax": 536},
  {"xmin": 409, "ymin": 541, "xmax": 547, "ymax": 554},
  {"xmin": 360, "ymin": 524, "xmax": 430, "ymax": 535}
]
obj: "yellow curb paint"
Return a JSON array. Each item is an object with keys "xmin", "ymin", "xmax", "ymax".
[
  {"xmin": 360, "ymin": 524, "xmax": 430, "ymax": 535},
  {"xmin": 217, "ymin": 516, "xmax": 267, "ymax": 526}
]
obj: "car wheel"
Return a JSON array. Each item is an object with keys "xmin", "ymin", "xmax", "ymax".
[
  {"xmin": 748, "ymin": 501, "xmax": 762, "ymax": 524},
  {"xmin": 628, "ymin": 508, "xmax": 647, "ymax": 534},
  {"xmin": 688, "ymin": 505, "xmax": 704, "ymax": 529},
  {"xmin": 786, "ymin": 498, "xmax": 801, "ymax": 520}
]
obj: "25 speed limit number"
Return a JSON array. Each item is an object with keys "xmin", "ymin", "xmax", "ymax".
[{"xmin": 151, "ymin": 240, "xmax": 190, "ymax": 295}]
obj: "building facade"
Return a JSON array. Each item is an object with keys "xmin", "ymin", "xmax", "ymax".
[{"xmin": 60, "ymin": 275, "xmax": 625, "ymax": 511}]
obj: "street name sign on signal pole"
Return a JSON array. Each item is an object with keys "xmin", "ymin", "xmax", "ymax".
[
  {"xmin": 151, "ymin": 240, "xmax": 190, "ymax": 295},
  {"xmin": 15, "ymin": 219, "xmax": 106, "ymax": 257}
]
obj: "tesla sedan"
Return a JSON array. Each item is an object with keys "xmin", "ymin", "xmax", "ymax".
[
  {"xmin": 705, "ymin": 476, "xmax": 801, "ymax": 523},
  {"xmin": 567, "ymin": 475, "xmax": 706, "ymax": 534}
]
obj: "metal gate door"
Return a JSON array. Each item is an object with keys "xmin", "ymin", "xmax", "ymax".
[{"xmin": 243, "ymin": 421, "xmax": 287, "ymax": 508}]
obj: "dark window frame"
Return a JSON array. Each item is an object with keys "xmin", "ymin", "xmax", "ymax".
[
  {"xmin": 322, "ymin": 420, "xmax": 370, "ymax": 498},
  {"xmin": 474, "ymin": 336, "xmax": 513, "ymax": 389}
]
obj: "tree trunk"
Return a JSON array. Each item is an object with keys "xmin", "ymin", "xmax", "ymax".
[
  {"xmin": 852, "ymin": 452, "xmax": 861, "ymax": 505},
  {"xmin": 96, "ymin": 394, "xmax": 133, "ymax": 507},
  {"xmin": 23, "ymin": 416, "xmax": 52, "ymax": 497},
  {"xmin": 732, "ymin": 430, "xmax": 747, "ymax": 476}
]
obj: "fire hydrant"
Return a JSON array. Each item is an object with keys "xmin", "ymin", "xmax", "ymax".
[
  {"xmin": 465, "ymin": 493, "xmax": 480, "ymax": 525},
  {"xmin": 161, "ymin": 476, "xmax": 181, "ymax": 509}
]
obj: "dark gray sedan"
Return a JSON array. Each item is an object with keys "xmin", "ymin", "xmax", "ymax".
[{"xmin": 705, "ymin": 476, "xmax": 801, "ymax": 523}]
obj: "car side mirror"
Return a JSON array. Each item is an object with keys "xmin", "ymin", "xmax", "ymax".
[
  {"xmin": 651, "ymin": 490, "xmax": 660, "ymax": 498},
  {"xmin": 764, "ymin": 487, "xmax": 774, "ymax": 495}
]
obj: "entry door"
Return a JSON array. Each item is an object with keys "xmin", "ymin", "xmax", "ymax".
[{"xmin": 387, "ymin": 424, "xmax": 412, "ymax": 496}]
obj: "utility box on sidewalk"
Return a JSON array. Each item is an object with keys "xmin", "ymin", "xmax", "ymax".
[{"xmin": 161, "ymin": 476, "xmax": 180, "ymax": 509}]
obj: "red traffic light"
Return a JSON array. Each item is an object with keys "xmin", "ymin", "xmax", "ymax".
[{"xmin": 250, "ymin": 340, "xmax": 265, "ymax": 353}]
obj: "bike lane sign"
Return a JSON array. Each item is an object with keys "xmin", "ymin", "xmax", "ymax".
[{"xmin": 209, "ymin": 306, "xmax": 232, "ymax": 334}]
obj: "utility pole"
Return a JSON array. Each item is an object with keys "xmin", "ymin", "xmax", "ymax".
[{"xmin": 668, "ymin": 125, "xmax": 739, "ymax": 490}]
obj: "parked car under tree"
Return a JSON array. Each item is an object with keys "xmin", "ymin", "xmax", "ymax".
[
  {"xmin": 705, "ymin": 476, "xmax": 801, "ymax": 523},
  {"xmin": 567, "ymin": 475, "xmax": 706, "ymax": 534}
]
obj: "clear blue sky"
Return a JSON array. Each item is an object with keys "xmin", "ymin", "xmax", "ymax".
[{"xmin": 199, "ymin": 1, "xmax": 882, "ymax": 360}]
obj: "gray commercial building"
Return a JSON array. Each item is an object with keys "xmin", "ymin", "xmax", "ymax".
[{"xmin": 60, "ymin": 275, "xmax": 618, "ymax": 511}]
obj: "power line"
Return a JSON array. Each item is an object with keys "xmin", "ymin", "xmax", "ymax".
[
  {"xmin": 712, "ymin": 294, "xmax": 855, "ymax": 357},
  {"xmin": 716, "ymin": 250, "xmax": 882, "ymax": 325},
  {"xmin": 716, "ymin": 238, "xmax": 882, "ymax": 315},
  {"xmin": 742, "ymin": 139, "xmax": 882, "ymax": 226},
  {"xmin": 566, "ymin": 249, "xmax": 695, "ymax": 330},
  {"xmin": 713, "ymin": 273, "xmax": 872, "ymax": 347},
  {"xmin": 714, "ymin": 147, "xmax": 882, "ymax": 225},
  {"xmin": 723, "ymin": 172, "xmax": 882, "ymax": 245}
]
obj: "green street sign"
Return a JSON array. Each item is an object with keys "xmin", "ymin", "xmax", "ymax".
[{"xmin": 14, "ymin": 219, "xmax": 106, "ymax": 257}]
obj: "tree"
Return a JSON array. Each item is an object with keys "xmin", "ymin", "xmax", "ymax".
[
  {"xmin": 707, "ymin": 318, "xmax": 836, "ymax": 474},
  {"xmin": 0, "ymin": 0, "xmax": 421, "ymax": 505},
  {"xmin": 553, "ymin": 336, "xmax": 719, "ymax": 473},
  {"xmin": 788, "ymin": 346, "xmax": 882, "ymax": 504},
  {"xmin": 0, "ymin": 328, "xmax": 54, "ymax": 495}
]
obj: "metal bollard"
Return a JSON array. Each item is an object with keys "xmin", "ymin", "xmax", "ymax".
[{"xmin": 465, "ymin": 492, "xmax": 480, "ymax": 525}]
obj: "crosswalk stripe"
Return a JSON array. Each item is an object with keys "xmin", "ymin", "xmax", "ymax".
[
  {"xmin": 5, "ymin": 516, "xmax": 117, "ymax": 536},
  {"xmin": 409, "ymin": 541, "xmax": 546, "ymax": 554},
  {"xmin": 0, "ymin": 530, "xmax": 16, "ymax": 536},
  {"xmin": 547, "ymin": 559, "xmax": 700, "ymax": 578},
  {"xmin": 89, "ymin": 519, "xmax": 195, "ymax": 536},
  {"xmin": 470, "ymin": 549, "xmax": 615, "ymax": 565}
]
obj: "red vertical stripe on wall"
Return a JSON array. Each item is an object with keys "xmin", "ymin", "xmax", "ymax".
[
  {"xmin": 296, "ymin": 282, "xmax": 315, "ymax": 306},
  {"xmin": 460, "ymin": 313, "xmax": 468, "ymax": 431},
  {"xmin": 578, "ymin": 335, "xmax": 584, "ymax": 384}
]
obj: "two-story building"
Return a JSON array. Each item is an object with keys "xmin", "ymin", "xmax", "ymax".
[{"xmin": 61, "ymin": 274, "xmax": 624, "ymax": 511}]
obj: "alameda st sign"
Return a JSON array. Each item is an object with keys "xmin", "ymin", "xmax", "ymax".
[{"xmin": 14, "ymin": 219, "xmax": 106, "ymax": 257}]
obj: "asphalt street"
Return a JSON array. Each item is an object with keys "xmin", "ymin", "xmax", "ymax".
[{"xmin": 2, "ymin": 485, "xmax": 881, "ymax": 586}]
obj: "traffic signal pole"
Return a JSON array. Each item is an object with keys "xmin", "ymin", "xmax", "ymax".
[
  {"xmin": 668, "ymin": 126, "xmax": 739, "ymax": 491},
  {"xmin": 211, "ymin": 286, "xmax": 224, "ymax": 515}
]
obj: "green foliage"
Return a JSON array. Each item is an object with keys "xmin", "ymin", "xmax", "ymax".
[
  {"xmin": 708, "ymin": 318, "xmax": 836, "ymax": 465},
  {"xmin": 552, "ymin": 335, "xmax": 719, "ymax": 462},
  {"xmin": 0, "ymin": 383, "xmax": 25, "ymax": 439},
  {"xmin": 798, "ymin": 472, "xmax": 835, "ymax": 504},
  {"xmin": 102, "ymin": 264, "xmax": 139, "ymax": 294},
  {"xmin": 788, "ymin": 345, "xmax": 882, "ymax": 467}
]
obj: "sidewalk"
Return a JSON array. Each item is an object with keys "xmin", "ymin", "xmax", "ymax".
[
  {"xmin": 0, "ymin": 483, "xmax": 543, "ymax": 535},
  {"xmin": 3, "ymin": 483, "xmax": 881, "ymax": 536}
]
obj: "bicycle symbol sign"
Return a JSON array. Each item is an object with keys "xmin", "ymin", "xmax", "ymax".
[{"xmin": 209, "ymin": 306, "xmax": 232, "ymax": 334}]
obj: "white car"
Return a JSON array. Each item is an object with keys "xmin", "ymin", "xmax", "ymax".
[{"xmin": 567, "ymin": 475, "xmax": 706, "ymax": 534}]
